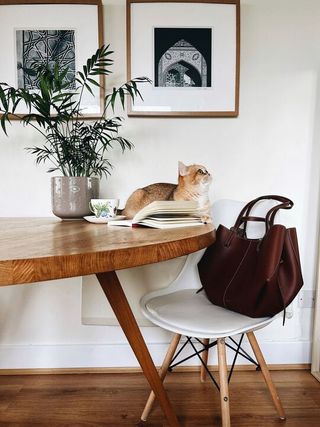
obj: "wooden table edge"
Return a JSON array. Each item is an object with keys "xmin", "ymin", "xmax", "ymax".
[{"xmin": 0, "ymin": 228, "xmax": 215, "ymax": 286}]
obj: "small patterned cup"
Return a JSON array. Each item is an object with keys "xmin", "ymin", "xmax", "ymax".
[{"xmin": 89, "ymin": 199, "xmax": 119, "ymax": 218}]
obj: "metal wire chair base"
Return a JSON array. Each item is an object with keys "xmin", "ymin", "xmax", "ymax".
[{"xmin": 168, "ymin": 334, "xmax": 260, "ymax": 391}]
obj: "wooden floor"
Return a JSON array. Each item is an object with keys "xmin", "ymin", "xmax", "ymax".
[{"xmin": 0, "ymin": 370, "xmax": 319, "ymax": 426}]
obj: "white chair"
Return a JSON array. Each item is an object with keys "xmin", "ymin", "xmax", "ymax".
[{"xmin": 140, "ymin": 199, "xmax": 286, "ymax": 426}]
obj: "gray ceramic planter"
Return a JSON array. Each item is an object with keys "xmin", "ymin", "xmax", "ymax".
[{"xmin": 51, "ymin": 176, "xmax": 99, "ymax": 219}]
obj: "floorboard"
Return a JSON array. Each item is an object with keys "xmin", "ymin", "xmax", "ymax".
[{"xmin": 0, "ymin": 370, "xmax": 319, "ymax": 426}]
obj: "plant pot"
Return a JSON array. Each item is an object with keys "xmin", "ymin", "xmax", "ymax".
[{"xmin": 51, "ymin": 176, "xmax": 99, "ymax": 219}]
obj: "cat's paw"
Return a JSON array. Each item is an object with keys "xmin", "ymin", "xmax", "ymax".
[{"xmin": 201, "ymin": 215, "xmax": 213, "ymax": 224}]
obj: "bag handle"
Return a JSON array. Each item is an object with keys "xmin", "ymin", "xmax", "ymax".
[
  {"xmin": 234, "ymin": 195, "xmax": 293, "ymax": 227},
  {"xmin": 265, "ymin": 201, "xmax": 294, "ymax": 227},
  {"xmin": 233, "ymin": 195, "xmax": 294, "ymax": 234}
]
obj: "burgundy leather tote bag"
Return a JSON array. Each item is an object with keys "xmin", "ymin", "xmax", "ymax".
[{"xmin": 198, "ymin": 195, "xmax": 303, "ymax": 319}]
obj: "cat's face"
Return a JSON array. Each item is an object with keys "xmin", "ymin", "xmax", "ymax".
[{"xmin": 179, "ymin": 162, "xmax": 212, "ymax": 188}]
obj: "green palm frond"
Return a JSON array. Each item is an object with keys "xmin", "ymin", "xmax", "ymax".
[{"xmin": 0, "ymin": 45, "xmax": 151, "ymax": 178}]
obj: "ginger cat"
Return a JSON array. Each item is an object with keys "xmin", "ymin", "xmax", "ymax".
[{"xmin": 122, "ymin": 161, "xmax": 212, "ymax": 222}]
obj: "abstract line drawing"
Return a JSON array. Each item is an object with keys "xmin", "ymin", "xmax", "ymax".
[
  {"xmin": 154, "ymin": 28, "xmax": 212, "ymax": 88},
  {"xmin": 16, "ymin": 30, "xmax": 75, "ymax": 90}
]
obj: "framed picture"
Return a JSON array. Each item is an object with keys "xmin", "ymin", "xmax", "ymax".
[
  {"xmin": 126, "ymin": 0, "xmax": 240, "ymax": 117},
  {"xmin": 0, "ymin": 0, "xmax": 104, "ymax": 118}
]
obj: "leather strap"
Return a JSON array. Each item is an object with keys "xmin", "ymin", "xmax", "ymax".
[
  {"xmin": 234, "ymin": 196, "xmax": 294, "ymax": 236},
  {"xmin": 266, "ymin": 201, "xmax": 294, "ymax": 227},
  {"xmin": 238, "ymin": 216, "xmax": 266, "ymax": 224}
]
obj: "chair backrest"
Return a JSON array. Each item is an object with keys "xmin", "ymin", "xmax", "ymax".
[{"xmin": 142, "ymin": 199, "xmax": 283, "ymax": 301}]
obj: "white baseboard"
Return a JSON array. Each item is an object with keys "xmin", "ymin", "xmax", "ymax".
[{"xmin": 0, "ymin": 340, "xmax": 311, "ymax": 369}]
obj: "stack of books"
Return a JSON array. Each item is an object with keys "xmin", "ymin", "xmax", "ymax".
[{"xmin": 109, "ymin": 200, "xmax": 205, "ymax": 229}]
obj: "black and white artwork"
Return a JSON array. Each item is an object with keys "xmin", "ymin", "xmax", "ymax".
[
  {"xmin": 154, "ymin": 27, "xmax": 212, "ymax": 88},
  {"xmin": 16, "ymin": 29, "xmax": 76, "ymax": 90}
]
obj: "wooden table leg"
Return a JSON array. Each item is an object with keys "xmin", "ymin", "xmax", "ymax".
[{"xmin": 96, "ymin": 271, "xmax": 180, "ymax": 427}]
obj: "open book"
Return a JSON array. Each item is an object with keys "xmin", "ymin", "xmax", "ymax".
[{"xmin": 109, "ymin": 200, "xmax": 205, "ymax": 229}]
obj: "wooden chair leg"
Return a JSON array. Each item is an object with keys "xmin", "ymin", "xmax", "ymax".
[
  {"xmin": 247, "ymin": 331, "xmax": 286, "ymax": 420},
  {"xmin": 200, "ymin": 338, "xmax": 210, "ymax": 383},
  {"xmin": 217, "ymin": 338, "xmax": 231, "ymax": 427},
  {"xmin": 141, "ymin": 333, "xmax": 181, "ymax": 422}
]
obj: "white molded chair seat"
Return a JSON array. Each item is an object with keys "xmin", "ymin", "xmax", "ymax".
[{"xmin": 143, "ymin": 288, "xmax": 272, "ymax": 339}]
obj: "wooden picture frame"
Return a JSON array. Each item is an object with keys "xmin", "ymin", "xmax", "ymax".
[
  {"xmin": 0, "ymin": 0, "xmax": 104, "ymax": 118},
  {"xmin": 126, "ymin": 0, "xmax": 240, "ymax": 117}
]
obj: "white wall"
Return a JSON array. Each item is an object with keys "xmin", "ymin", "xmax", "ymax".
[{"xmin": 0, "ymin": 0, "xmax": 319, "ymax": 368}]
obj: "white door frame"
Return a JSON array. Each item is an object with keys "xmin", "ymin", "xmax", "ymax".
[{"xmin": 312, "ymin": 247, "xmax": 320, "ymax": 382}]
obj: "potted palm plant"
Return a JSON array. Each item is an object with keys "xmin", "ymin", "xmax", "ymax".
[{"xmin": 0, "ymin": 45, "xmax": 149, "ymax": 219}]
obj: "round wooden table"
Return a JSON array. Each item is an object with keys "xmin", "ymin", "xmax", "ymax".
[{"xmin": 0, "ymin": 218, "xmax": 215, "ymax": 426}]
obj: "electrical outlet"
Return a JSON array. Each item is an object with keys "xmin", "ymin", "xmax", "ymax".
[{"xmin": 298, "ymin": 290, "xmax": 315, "ymax": 308}]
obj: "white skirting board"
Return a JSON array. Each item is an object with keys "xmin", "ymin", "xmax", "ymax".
[{"xmin": 0, "ymin": 340, "xmax": 311, "ymax": 369}]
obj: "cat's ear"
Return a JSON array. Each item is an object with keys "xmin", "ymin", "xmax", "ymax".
[{"xmin": 178, "ymin": 161, "xmax": 188, "ymax": 176}]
